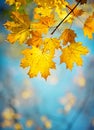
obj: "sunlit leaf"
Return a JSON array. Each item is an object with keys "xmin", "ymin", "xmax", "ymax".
[
  {"xmin": 83, "ymin": 12, "xmax": 94, "ymax": 39},
  {"xmin": 60, "ymin": 42, "xmax": 89, "ymax": 69},
  {"xmin": 21, "ymin": 46, "xmax": 56, "ymax": 79},
  {"xmin": 4, "ymin": 11, "xmax": 31, "ymax": 44}
]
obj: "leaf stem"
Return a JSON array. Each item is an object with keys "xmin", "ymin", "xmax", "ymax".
[{"xmin": 51, "ymin": 0, "xmax": 81, "ymax": 35}]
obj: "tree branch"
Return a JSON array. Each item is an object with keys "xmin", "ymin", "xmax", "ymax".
[{"xmin": 51, "ymin": 0, "xmax": 81, "ymax": 35}]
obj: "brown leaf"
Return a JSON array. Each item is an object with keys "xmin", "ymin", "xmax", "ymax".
[{"xmin": 59, "ymin": 29, "xmax": 77, "ymax": 45}]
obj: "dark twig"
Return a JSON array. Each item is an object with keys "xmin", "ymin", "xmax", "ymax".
[{"xmin": 51, "ymin": 0, "xmax": 81, "ymax": 35}]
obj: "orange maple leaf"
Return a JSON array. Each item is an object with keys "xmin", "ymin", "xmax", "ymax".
[
  {"xmin": 83, "ymin": 12, "xmax": 94, "ymax": 39},
  {"xmin": 26, "ymin": 31, "xmax": 43, "ymax": 47},
  {"xmin": 59, "ymin": 29, "xmax": 77, "ymax": 45},
  {"xmin": 67, "ymin": 4, "xmax": 84, "ymax": 17},
  {"xmin": 31, "ymin": 15, "xmax": 55, "ymax": 34}
]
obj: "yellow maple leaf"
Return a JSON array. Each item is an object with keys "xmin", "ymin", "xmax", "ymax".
[
  {"xmin": 4, "ymin": 11, "xmax": 31, "ymax": 44},
  {"xmin": 43, "ymin": 38, "xmax": 60, "ymax": 55},
  {"xmin": 59, "ymin": 29, "xmax": 77, "ymax": 45},
  {"xmin": 34, "ymin": 0, "xmax": 68, "ymax": 8},
  {"xmin": 60, "ymin": 42, "xmax": 89, "ymax": 69},
  {"xmin": 26, "ymin": 31, "xmax": 43, "ymax": 47},
  {"xmin": 31, "ymin": 22, "xmax": 49, "ymax": 34},
  {"xmin": 34, "ymin": 7, "xmax": 52, "ymax": 18},
  {"xmin": 55, "ymin": 8, "xmax": 73, "ymax": 23},
  {"xmin": 34, "ymin": 0, "xmax": 68, "ymax": 19},
  {"xmin": 20, "ymin": 46, "xmax": 55, "ymax": 79},
  {"xmin": 83, "ymin": 13, "xmax": 94, "ymax": 39},
  {"xmin": 27, "ymin": 37, "xmax": 60, "ymax": 56},
  {"xmin": 31, "ymin": 15, "xmax": 55, "ymax": 34},
  {"xmin": 6, "ymin": 0, "xmax": 26, "ymax": 9}
]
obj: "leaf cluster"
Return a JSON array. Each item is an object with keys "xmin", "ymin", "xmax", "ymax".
[{"xmin": 4, "ymin": 0, "xmax": 94, "ymax": 79}]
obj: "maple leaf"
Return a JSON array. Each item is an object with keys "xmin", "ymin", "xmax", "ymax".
[
  {"xmin": 67, "ymin": 4, "xmax": 84, "ymax": 18},
  {"xmin": 60, "ymin": 42, "xmax": 89, "ymax": 70},
  {"xmin": 76, "ymin": 0, "xmax": 87, "ymax": 4},
  {"xmin": 43, "ymin": 38, "xmax": 60, "ymax": 55},
  {"xmin": 39, "ymin": 14, "xmax": 55, "ymax": 27},
  {"xmin": 73, "ymin": 8, "xmax": 84, "ymax": 17},
  {"xmin": 34, "ymin": 7, "xmax": 52, "ymax": 18},
  {"xmin": 26, "ymin": 31, "xmax": 43, "ymax": 47},
  {"xmin": 34, "ymin": 0, "xmax": 68, "ymax": 8},
  {"xmin": 83, "ymin": 12, "xmax": 94, "ymax": 39},
  {"xmin": 34, "ymin": 0, "xmax": 69, "ymax": 19},
  {"xmin": 31, "ymin": 22, "xmax": 48, "ymax": 34},
  {"xmin": 27, "ymin": 37, "xmax": 60, "ymax": 55},
  {"xmin": 20, "ymin": 46, "xmax": 56, "ymax": 79},
  {"xmin": 31, "ymin": 15, "xmax": 55, "ymax": 34},
  {"xmin": 4, "ymin": 11, "xmax": 31, "ymax": 44},
  {"xmin": 59, "ymin": 29, "xmax": 77, "ymax": 45}
]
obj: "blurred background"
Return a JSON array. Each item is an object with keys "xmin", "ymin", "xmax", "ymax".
[{"xmin": 0, "ymin": 0, "xmax": 94, "ymax": 130}]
